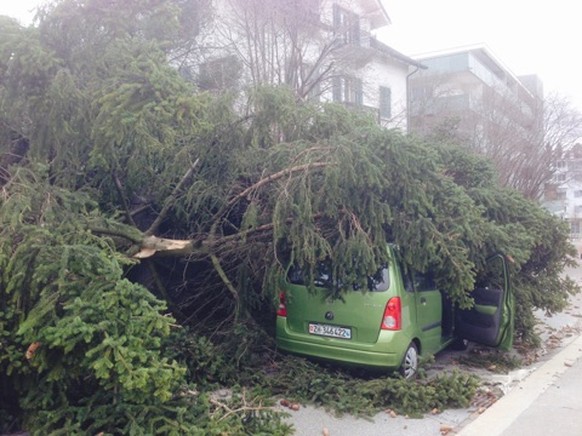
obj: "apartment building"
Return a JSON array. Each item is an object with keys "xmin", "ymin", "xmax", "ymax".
[
  {"xmin": 197, "ymin": 0, "xmax": 422, "ymax": 130},
  {"xmin": 408, "ymin": 45, "xmax": 543, "ymax": 147}
]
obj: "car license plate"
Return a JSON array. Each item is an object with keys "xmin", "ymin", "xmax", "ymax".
[{"xmin": 308, "ymin": 323, "xmax": 352, "ymax": 339}]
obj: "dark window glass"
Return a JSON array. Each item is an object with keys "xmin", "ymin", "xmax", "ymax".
[
  {"xmin": 333, "ymin": 4, "xmax": 360, "ymax": 45},
  {"xmin": 332, "ymin": 76, "xmax": 363, "ymax": 106},
  {"xmin": 366, "ymin": 265, "xmax": 390, "ymax": 291},
  {"xmin": 288, "ymin": 262, "xmax": 390, "ymax": 292}
]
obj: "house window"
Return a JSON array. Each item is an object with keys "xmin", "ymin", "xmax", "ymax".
[
  {"xmin": 198, "ymin": 56, "xmax": 240, "ymax": 91},
  {"xmin": 332, "ymin": 76, "xmax": 363, "ymax": 105},
  {"xmin": 575, "ymin": 190, "xmax": 582, "ymax": 198},
  {"xmin": 289, "ymin": 62, "xmax": 321, "ymax": 101},
  {"xmin": 332, "ymin": 4, "xmax": 360, "ymax": 45},
  {"xmin": 575, "ymin": 205, "xmax": 582, "ymax": 214},
  {"xmin": 379, "ymin": 86, "xmax": 392, "ymax": 118}
]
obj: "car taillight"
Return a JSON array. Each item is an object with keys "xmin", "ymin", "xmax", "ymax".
[
  {"xmin": 381, "ymin": 297, "xmax": 401, "ymax": 330},
  {"xmin": 277, "ymin": 292, "xmax": 287, "ymax": 317}
]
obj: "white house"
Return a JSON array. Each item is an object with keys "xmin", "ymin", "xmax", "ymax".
[{"xmin": 197, "ymin": 0, "xmax": 422, "ymax": 131}]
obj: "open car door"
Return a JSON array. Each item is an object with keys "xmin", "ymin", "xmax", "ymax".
[{"xmin": 455, "ymin": 254, "xmax": 514, "ymax": 350}]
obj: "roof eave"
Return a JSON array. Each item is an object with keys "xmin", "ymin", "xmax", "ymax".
[
  {"xmin": 370, "ymin": 37, "xmax": 427, "ymax": 69},
  {"xmin": 365, "ymin": 0, "xmax": 391, "ymax": 29}
]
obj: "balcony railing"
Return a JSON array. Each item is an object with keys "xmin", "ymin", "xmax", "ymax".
[{"xmin": 341, "ymin": 102, "xmax": 380, "ymax": 122}]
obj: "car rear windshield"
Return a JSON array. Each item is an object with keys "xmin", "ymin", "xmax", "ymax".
[{"xmin": 287, "ymin": 262, "xmax": 390, "ymax": 292}]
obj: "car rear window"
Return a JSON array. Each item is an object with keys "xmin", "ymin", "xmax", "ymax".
[{"xmin": 287, "ymin": 262, "xmax": 390, "ymax": 292}]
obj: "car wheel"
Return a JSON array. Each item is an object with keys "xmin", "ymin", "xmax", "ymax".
[
  {"xmin": 399, "ymin": 342, "xmax": 419, "ymax": 380},
  {"xmin": 451, "ymin": 337, "xmax": 469, "ymax": 351}
]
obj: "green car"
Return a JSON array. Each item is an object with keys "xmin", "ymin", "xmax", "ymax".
[{"xmin": 275, "ymin": 246, "xmax": 514, "ymax": 378}]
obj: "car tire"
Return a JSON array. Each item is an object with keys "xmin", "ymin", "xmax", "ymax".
[
  {"xmin": 399, "ymin": 342, "xmax": 419, "ymax": 380},
  {"xmin": 451, "ymin": 337, "xmax": 469, "ymax": 351}
]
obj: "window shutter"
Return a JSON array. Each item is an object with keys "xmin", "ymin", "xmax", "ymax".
[{"xmin": 379, "ymin": 86, "xmax": 392, "ymax": 118}]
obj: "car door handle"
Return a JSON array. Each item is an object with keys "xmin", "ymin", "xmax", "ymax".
[{"xmin": 420, "ymin": 297, "xmax": 427, "ymax": 305}]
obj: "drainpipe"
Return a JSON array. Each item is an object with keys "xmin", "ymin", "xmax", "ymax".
[{"xmin": 406, "ymin": 63, "xmax": 426, "ymax": 133}]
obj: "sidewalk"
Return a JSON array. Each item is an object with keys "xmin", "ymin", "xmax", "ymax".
[
  {"xmin": 456, "ymin": 263, "xmax": 582, "ymax": 436},
  {"xmin": 457, "ymin": 333, "xmax": 582, "ymax": 436}
]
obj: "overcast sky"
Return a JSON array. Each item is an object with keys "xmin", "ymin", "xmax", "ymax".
[
  {"xmin": 378, "ymin": 0, "xmax": 582, "ymax": 111},
  {"xmin": 0, "ymin": 0, "xmax": 39, "ymax": 26},
  {"xmin": 2, "ymin": 0, "xmax": 581, "ymax": 111}
]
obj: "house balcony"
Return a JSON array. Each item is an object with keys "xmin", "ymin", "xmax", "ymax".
[
  {"xmin": 341, "ymin": 102, "xmax": 380, "ymax": 122},
  {"xmin": 333, "ymin": 31, "xmax": 377, "ymax": 66}
]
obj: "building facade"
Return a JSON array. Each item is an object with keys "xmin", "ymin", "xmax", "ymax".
[
  {"xmin": 407, "ymin": 45, "xmax": 543, "ymax": 147},
  {"xmin": 197, "ymin": 0, "xmax": 422, "ymax": 130}
]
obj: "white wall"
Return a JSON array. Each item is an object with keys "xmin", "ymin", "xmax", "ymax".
[{"xmin": 364, "ymin": 58, "xmax": 410, "ymax": 129}]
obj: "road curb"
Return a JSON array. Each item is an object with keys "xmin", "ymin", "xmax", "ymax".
[{"xmin": 456, "ymin": 333, "xmax": 582, "ymax": 436}]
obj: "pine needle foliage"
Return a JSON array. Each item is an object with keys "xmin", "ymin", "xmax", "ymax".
[
  {"xmin": 0, "ymin": 0, "xmax": 578, "ymax": 431},
  {"xmin": 164, "ymin": 324, "xmax": 479, "ymax": 419},
  {"xmin": 0, "ymin": 168, "xmax": 290, "ymax": 434},
  {"xmin": 0, "ymin": 171, "xmax": 184, "ymax": 432}
]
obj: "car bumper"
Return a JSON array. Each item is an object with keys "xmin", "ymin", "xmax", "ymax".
[{"xmin": 275, "ymin": 317, "xmax": 407, "ymax": 369}]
